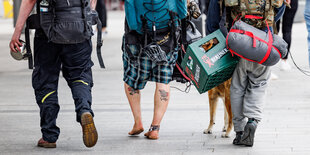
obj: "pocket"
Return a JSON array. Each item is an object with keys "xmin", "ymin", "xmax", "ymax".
[
  {"xmin": 32, "ymin": 66, "xmax": 42, "ymax": 90},
  {"xmin": 51, "ymin": 20, "xmax": 89, "ymax": 44},
  {"xmin": 124, "ymin": 44, "xmax": 140, "ymax": 62},
  {"xmin": 155, "ymin": 30, "xmax": 174, "ymax": 53}
]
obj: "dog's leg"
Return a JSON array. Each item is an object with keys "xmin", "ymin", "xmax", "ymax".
[
  {"xmin": 223, "ymin": 106, "xmax": 228, "ymax": 132},
  {"xmin": 222, "ymin": 90, "xmax": 233, "ymax": 138},
  {"xmin": 204, "ymin": 91, "xmax": 218, "ymax": 134}
]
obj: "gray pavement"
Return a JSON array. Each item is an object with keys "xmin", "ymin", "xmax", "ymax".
[{"xmin": 1, "ymin": 11, "xmax": 310, "ymax": 155}]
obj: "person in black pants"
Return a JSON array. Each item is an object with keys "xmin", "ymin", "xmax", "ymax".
[
  {"xmin": 10, "ymin": 0, "xmax": 98, "ymax": 148},
  {"xmin": 96, "ymin": 0, "xmax": 107, "ymax": 33},
  {"xmin": 276, "ymin": 0, "xmax": 298, "ymax": 70}
]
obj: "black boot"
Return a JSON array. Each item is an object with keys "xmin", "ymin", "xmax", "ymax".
[
  {"xmin": 240, "ymin": 118, "xmax": 258, "ymax": 147},
  {"xmin": 233, "ymin": 131, "xmax": 243, "ymax": 145}
]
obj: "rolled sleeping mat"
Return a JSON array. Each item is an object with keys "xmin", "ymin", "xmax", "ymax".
[{"xmin": 226, "ymin": 20, "xmax": 288, "ymax": 66}]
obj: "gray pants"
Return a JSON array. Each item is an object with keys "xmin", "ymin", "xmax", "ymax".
[{"xmin": 230, "ymin": 59, "xmax": 271, "ymax": 132}]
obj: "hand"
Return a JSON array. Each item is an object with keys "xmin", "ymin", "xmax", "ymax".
[
  {"xmin": 9, "ymin": 31, "xmax": 22, "ymax": 53},
  {"xmin": 284, "ymin": 0, "xmax": 291, "ymax": 8},
  {"xmin": 188, "ymin": 1, "xmax": 201, "ymax": 19}
]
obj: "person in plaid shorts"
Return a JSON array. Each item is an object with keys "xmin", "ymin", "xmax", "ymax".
[
  {"xmin": 122, "ymin": 0, "xmax": 194, "ymax": 140},
  {"xmin": 122, "ymin": 32, "xmax": 179, "ymax": 140}
]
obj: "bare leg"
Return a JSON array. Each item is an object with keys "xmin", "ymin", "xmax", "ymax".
[
  {"xmin": 124, "ymin": 83, "xmax": 144, "ymax": 135},
  {"xmin": 145, "ymin": 83, "xmax": 170, "ymax": 139}
]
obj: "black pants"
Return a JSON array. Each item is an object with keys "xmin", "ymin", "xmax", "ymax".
[
  {"xmin": 276, "ymin": 0, "xmax": 298, "ymax": 59},
  {"xmin": 96, "ymin": 0, "xmax": 107, "ymax": 28},
  {"xmin": 32, "ymin": 31, "xmax": 94, "ymax": 143}
]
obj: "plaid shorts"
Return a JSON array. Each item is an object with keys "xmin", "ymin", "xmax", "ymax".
[{"xmin": 122, "ymin": 44, "xmax": 178, "ymax": 90}]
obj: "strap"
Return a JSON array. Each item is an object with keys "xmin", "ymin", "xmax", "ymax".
[
  {"xmin": 226, "ymin": 32, "xmax": 259, "ymax": 63},
  {"xmin": 244, "ymin": 0, "xmax": 251, "ymax": 15},
  {"xmin": 81, "ymin": 0, "xmax": 89, "ymax": 39},
  {"xmin": 258, "ymin": 21, "xmax": 273, "ymax": 64},
  {"xmin": 244, "ymin": 15, "xmax": 263, "ymax": 20},
  {"xmin": 264, "ymin": 0, "xmax": 272, "ymax": 26},
  {"xmin": 218, "ymin": 0, "xmax": 223, "ymax": 17},
  {"xmin": 240, "ymin": 0, "xmax": 246, "ymax": 17},
  {"xmin": 36, "ymin": 0, "xmax": 41, "ymax": 14},
  {"xmin": 148, "ymin": 125, "xmax": 160, "ymax": 131},
  {"xmin": 180, "ymin": 18, "xmax": 187, "ymax": 45},
  {"xmin": 169, "ymin": 11, "xmax": 177, "ymax": 51},
  {"xmin": 96, "ymin": 19, "xmax": 105, "ymax": 68},
  {"xmin": 226, "ymin": 21, "xmax": 282, "ymax": 64},
  {"xmin": 229, "ymin": 29, "xmax": 257, "ymax": 47},
  {"xmin": 25, "ymin": 21, "xmax": 33, "ymax": 69},
  {"xmin": 141, "ymin": 15, "xmax": 148, "ymax": 47}
]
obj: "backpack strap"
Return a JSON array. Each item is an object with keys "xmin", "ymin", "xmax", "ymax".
[
  {"xmin": 49, "ymin": 0, "xmax": 56, "ymax": 41},
  {"xmin": 169, "ymin": 11, "xmax": 177, "ymax": 50},
  {"xmin": 141, "ymin": 15, "xmax": 148, "ymax": 47},
  {"xmin": 218, "ymin": 0, "xmax": 223, "ymax": 17},
  {"xmin": 244, "ymin": 0, "xmax": 251, "ymax": 13},
  {"xmin": 96, "ymin": 16, "xmax": 105, "ymax": 68},
  {"xmin": 180, "ymin": 18, "xmax": 187, "ymax": 46},
  {"xmin": 36, "ymin": 0, "xmax": 41, "ymax": 14},
  {"xmin": 264, "ymin": 0, "xmax": 273, "ymax": 27},
  {"xmin": 23, "ymin": 0, "xmax": 42, "ymax": 70},
  {"xmin": 239, "ymin": 0, "xmax": 246, "ymax": 17},
  {"xmin": 25, "ymin": 19, "xmax": 33, "ymax": 69}
]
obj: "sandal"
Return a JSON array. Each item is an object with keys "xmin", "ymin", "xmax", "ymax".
[{"xmin": 144, "ymin": 125, "xmax": 160, "ymax": 140}]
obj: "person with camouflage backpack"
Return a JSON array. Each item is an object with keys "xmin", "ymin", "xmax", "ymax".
[{"xmin": 206, "ymin": 0, "xmax": 286, "ymax": 147}]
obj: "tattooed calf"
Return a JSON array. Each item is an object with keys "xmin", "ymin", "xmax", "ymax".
[
  {"xmin": 159, "ymin": 89, "xmax": 169, "ymax": 101},
  {"xmin": 128, "ymin": 87, "xmax": 139, "ymax": 95}
]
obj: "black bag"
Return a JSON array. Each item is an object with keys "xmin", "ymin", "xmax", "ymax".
[
  {"xmin": 39, "ymin": 0, "xmax": 93, "ymax": 44},
  {"xmin": 24, "ymin": 0, "xmax": 105, "ymax": 69},
  {"xmin": 186, "ymin": 20, "xmax": 202, "ymax": 44},
  {"xmin": 172, "ymin": 19, "xmax": 202, "ymax": 83}
]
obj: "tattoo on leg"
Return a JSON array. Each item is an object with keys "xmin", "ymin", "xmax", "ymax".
[
  {"xmin": 159, "ymin": 89, "xmax": 169, "ymax": 101},
  {"xmin": 128, "ymin": 87, "xmax": 139, "ymax": 95}
]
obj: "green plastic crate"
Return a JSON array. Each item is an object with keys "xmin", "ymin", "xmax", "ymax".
[{"xmin": 181, "ymin": 30, "xmax": 239, "ymax": 94}]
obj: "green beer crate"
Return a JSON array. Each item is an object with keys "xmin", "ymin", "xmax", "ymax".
[{"xmin": 181, "ymin": 30, "xmax": 239, "ymax": 94}]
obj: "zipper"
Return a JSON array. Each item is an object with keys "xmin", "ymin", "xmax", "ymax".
[{"xmin": 66, "ymin": 0, "xmax": 70, "ymax": 6}]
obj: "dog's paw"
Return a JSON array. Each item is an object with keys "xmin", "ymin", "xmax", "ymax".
[
  {"xmin": 203, "ymin": 129, "xmax": 212, "ymax": 134},
  {"xmin": 222, "ymin": 126, "xmax": 227, "ymax": 132},
  {"xmin": 221, "ymin": 133, "xmax": 230, "ymax": 138}
]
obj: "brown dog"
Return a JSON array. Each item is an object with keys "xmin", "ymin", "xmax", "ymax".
[{"xmin": 203, "ymin": 79, "xmax": 233, "ymax": 138}]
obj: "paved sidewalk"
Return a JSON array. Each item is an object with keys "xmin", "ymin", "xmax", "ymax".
[{"xmin": 0, "ymin": 11, "xmax": 310, "ymax": 155}]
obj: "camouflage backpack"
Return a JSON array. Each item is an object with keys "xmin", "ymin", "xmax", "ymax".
[{"xmin": 223, "ymin": 0, "xmax": 283, "ymax": 29}]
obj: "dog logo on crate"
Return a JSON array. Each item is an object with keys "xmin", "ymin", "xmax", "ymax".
[{"xmin": 202, "ymin": 55, "xmax": 214, "ymax": 68}]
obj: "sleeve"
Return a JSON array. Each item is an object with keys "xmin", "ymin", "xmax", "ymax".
[
  {"xmin": 206, "ymin": 0, "xmax": 222, "ymax": 34},
  {"xmin": 124, "ymin": 0, "xmax": 138, "ymax": 31},
  {"xmin": 177, "ymin": 0, "xmax": 188, "ymax": 19}
]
